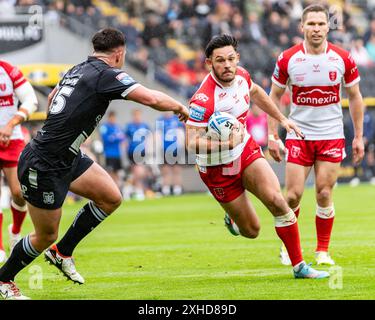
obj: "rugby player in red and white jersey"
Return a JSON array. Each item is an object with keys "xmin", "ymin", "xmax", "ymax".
[
  {"xmin": 268, "ymin": 4, "xmax": 365, "ymax": 266},
  {"xmin": 186, "ymin": 34, "xmax": 329, "ymax": 279},
  {"xmin": 0, "ymin": 60, "xmax": 38, "ymax": 263}
]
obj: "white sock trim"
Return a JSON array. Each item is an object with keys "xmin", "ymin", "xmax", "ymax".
[
  {"xmin": 292, "ymin": 205, "xmax": 300, "ymax": 213},
  {"xmin": 293, "ymin": 260, "xmax": 305, "ymax": 271},
  {"xmin": 274, "ymin": 210, "xmax": 297, "ymax": 227},
  {"xmin": 316, "ymin": 204, "xmax": 335, "ymax": 219},
  {"xmin": 11, "ymin": 200, "xmax": 27, "ymax": 212}
]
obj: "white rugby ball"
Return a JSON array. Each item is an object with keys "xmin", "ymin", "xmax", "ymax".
[{"xmin": 207, "ymin": 111, "xmax": 239, "ymax": 141}]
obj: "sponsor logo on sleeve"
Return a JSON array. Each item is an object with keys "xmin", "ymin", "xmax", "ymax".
[
  {"xmin": 116, "ymin": 72, "xmax": 135, "ymax": 85},
  {"xmin": 10, "ymin": 67, "xmax": 21, "ymax": 78},
  {"xmin": 194, "ymin": 93, "xmax": 209, "ymax": 102},
  {"xmin": 189, "ymin": 103, "xmax": 206, "ymax": 121},
  {"xmin": 273, "ymin": 65, "xmax": 280, "ymax": 79},
  {"xmin": 350, "ymin": 66, "xmax": 358, "ymax": 74}
]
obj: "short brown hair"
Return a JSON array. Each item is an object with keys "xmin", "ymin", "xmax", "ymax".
[
  {"xmin": 302, "ymin": 4, "xmax": 329, "ymax": 23},
  {"xmin": 205, "ymin": 34, "xmax": 238, "ymax": 58},
  {"xmin": 92, "ymin": 28, "xmax": 125, "ymax": 52}
]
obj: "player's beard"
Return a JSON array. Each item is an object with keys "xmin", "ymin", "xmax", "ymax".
[{"xmin": 212, "ymin": 65, "xmax": 236, "ymax": 83}]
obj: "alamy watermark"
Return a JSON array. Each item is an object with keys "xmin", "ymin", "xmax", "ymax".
[
  {"xmin": 328, "ymin": 266, "xmax": 343, "ymax": 289},
  {"xmin": 124, "ymin": 121, "xmax": 244, "ymax": 175},
  {"xmin": 28, "ymin": 265, "xmax": 43, "ymax": 290}
]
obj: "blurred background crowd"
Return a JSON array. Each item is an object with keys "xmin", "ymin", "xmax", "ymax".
[{"xmin": 2, "ymin": 0, "xmax": 375, "ymax": 199}]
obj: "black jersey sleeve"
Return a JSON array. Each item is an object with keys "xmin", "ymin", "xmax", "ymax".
[{"xmin": 96, "ymin": 68, "xmax": 140, "ymax": 100}]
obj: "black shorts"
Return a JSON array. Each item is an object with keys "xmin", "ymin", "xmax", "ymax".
[
  {"xmin": 105, "ymin": 157, "xmax": 122, "ymax": 171},
  {"xmin": 18, "ymin": 144, "xmax": 94, "ymax": 210}
]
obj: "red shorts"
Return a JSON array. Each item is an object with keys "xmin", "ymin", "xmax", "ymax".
[
  {"xmin": 0, "ymin": 139, "xmax": 25, "ymax": 168},
  {"xmin": 285, "ymin": 139, "xmax": 346, "ymax": 167},
  {"xmin": 198, "ymin": 137, "xmax": 264, "ymax": 203}
]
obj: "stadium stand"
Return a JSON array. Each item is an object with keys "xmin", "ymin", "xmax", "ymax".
[
  {"xmin": 4, "ymin": 0, "xmax": 375, "ymax": 100},
  {"xmin": 1, "ymin": 0, "xmax": 375, "ymax": 186}
]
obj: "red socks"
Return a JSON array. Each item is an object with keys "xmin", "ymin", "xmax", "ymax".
[
  {"xmin": 275, "ymin": 210, "xmax": 303, "ymax": 266},
  {"xmin": 293, "ymin": 206, "xmax": 300, "ymax": 218},
  {"xmin": 315, "ymin": 205, "xmax": 335, "ymax": 252},
  {"xmin": 10, "ymin": 201, "xmax": 27, "ymax": 235}
]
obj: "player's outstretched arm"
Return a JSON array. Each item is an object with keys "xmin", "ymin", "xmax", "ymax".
[
  {"xmin": 185, "ymin": 124, "xmax": 244, "ymax": 154},
  {"xmin": 0, "ymin": 81, "xmax": 38, "ymax": 146},
  {"xmin": 267, "ymin": 83, "xmax": 287, "ymax": 162},
  {"xmin": 126, "ymin": 85, "xmax": 189, "ymax": 122},
  {"xmin": 347, "ymin": 83, "xmax": 365, "ymax": 165}
]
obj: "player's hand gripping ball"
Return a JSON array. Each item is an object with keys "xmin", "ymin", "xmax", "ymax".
[{"xmin": 207, "ymin": 111, "xmax": 241, "ymax": 141}]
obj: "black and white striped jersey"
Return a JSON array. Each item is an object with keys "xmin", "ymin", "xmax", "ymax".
[{"xmin": 31, "ymin": 56, "xmax": 139, "ymax": 167}]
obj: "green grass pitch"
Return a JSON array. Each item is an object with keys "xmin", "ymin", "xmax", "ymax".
[{"xmin": 1, "ymin": 184, "xmax": 375, "ymax": 300}]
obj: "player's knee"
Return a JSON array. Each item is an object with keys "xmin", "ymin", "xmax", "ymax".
[
  {"xmin": 286, "ymin": 190, "xmax": 302, "ymax": 208},
  {"xmin": 12, "ymin": 192, "xmax": 26, "ymax": 206},
  {"xmin": 316, "ymin": 188, "xmax": 331, "ymax": 202},
  {"xmin": 268, "ymin": 191, "xmax": 287, "ymax": 213},
  {"xmin": 240, "ymin": 223, "xmax": 260, "ymax": 239},
  {"xmin": 241, "ymin": 226, "xmax": 260, "ymax": 239},
  {"xmin": 100, "ymin": 191, "xmax": 122, "ymax": 213}
]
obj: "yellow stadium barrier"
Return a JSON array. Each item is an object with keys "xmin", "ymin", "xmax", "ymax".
[{"xmin": 19, "ymin": 63, "xmax": 73, "ymax": 87}]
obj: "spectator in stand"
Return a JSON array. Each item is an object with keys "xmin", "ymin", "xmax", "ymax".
[
  {"xmin": 165, "ymin": 55, "xmax": 195, "ymax": 95},
  {"xmin": 349, "ymin": 106, "xmax": 375, "ymax": 186},
  {"xmin": 246, "ymin": 12, "xmax": 267, "ymax": 45},
  {"xmin": 143, "ymin": 0, "xmax": 169, "ymax": 16},
  {"xmin": 264, "ymin": 11, "xmax": 282, "ymax": 46},
  {"xmin": 195, "ymin": 0, "xmax": 211, "ymax": 19},
  {"xmin": 124, "ymin": 109, "xmax": 151, "ymax": 200},
  {"xmin": 178, "ymin": 0, "xmax": 196, "ymax": 20},
  {"xmin": 117, "ymin": 17, "xmax": 141, "ymax": 54},
  {"xmin": 365, "ymin": 34, "xmax": 375, "ymax": 62},
  {"xmin": 99, "ymin": 111, "xmax": 125, "ymax": 190},
  {"xmin": 350, "ymin": 37, "xmax": 373, "ymax": 67},
  {"xmin": 246, "ymin": 104, "xmax": 268, "ymax": 149},
  {"xmin": 230, "ymin": 12, "xmax": 251, "ymax": 44},
  {"xmin": 156, "ymin": 112, "xmax": 185, "ymax": 196},
  {"xmin": 141, "ymin": 14, "xmax": 168, "ymax": 46},
  {"xmin": 363, "ymin": 18, "xmax": 375, "ymax": 45}
]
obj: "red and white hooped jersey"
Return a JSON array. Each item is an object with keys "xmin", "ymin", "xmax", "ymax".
[
  {"xmin": 0, "ymin": 60, "xmax": 27, "ymax": 140},
  {"xmin": 272, "ymin": 41, "xmax": 360, "ymax": 141},
  {"xmin": 187, "ymin": 66, "xmax": 253, "ymax": 166}
]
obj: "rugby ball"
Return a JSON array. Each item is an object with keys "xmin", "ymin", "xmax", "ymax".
[{"xmin": 207, "ymin": 111, "xmax": 239, "ymax": 141}]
